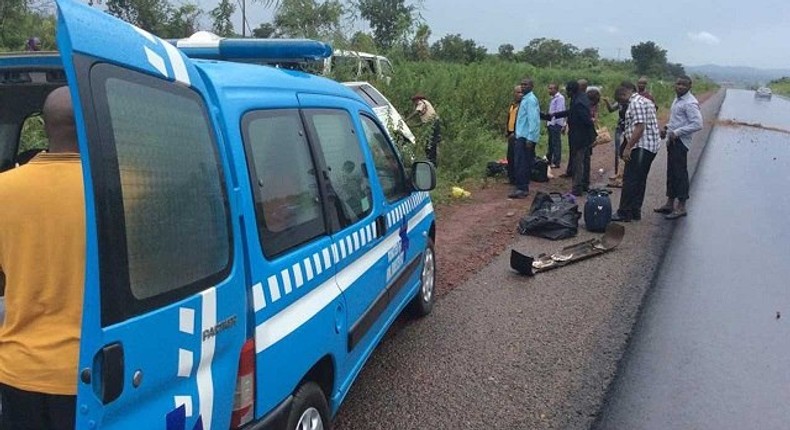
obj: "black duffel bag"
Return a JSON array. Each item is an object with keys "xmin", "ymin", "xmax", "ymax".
[
  {"xmin": 531, "ymin": 158, "xmax": 549, "ymax": 182},
  {"xmin": 518, "ymin": 192, "xmax": 580, "ymax": 240}
]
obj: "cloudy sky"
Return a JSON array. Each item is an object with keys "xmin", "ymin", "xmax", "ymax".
[{"xmin": 97, "ymin": 0, "xmax": 790, "ymax": 69}]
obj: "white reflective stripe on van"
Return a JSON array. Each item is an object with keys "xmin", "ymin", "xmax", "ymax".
[{"xmin": 254, "ymin": 202, "xmax": 434, "ymax": 354}]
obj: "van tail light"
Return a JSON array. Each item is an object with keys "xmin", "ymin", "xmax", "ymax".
[{"xmin": 231, "ymin": 339, "xmax": 255, "ymax": 429}]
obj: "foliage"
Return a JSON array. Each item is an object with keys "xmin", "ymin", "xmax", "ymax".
[
  {"xmin": 497, "ymin": 44, "xmax": 515, "ymax": 62},
  {"xmin": 408, "ymin": 24, "xmax": 431, "ymax": 61},
  {"xmin": 631, "ymin": 41, "xmax": 667, "ymax": 77},
  {"xmin": 105, "ymin": 0, "xmax": 202, "ymax": 38},
  {"xmin": 430, "ymin": 34, "xmax": 487, "ymax": 64},
  {"xmin": 517, "ymin": 38, "xmax": 580, "ymax": 68},
  {"xmin": 252, "ymin": 22, "xmax": 278, "ymax": 38},
  {"xmin": 375, "ymin": 59, "xmax": 717, "ymax": 187},
  {"xmin": 0, "ymin": 1, "xmax": 56, "ymax": 52},
  {"xmin": 349, "ymin": 31, "xmax": 377, "ymax": 52},
  {"xmin": 356, "ymin": 0, "xmax": 417, "ymax": 51},
  {"xmin": 769, "ymin": 77, "xmax": 790, "ymax": 96},
  {"xmin": 210, "ymin": 0, "xmax": 236, "ymax": 37},
  {"xmin": 273, "ymin": 0, "xmax": 345, "ymax": 39}
]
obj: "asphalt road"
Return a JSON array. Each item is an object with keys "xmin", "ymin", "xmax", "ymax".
[
  {"xmin": 333, "ymin": 89, "xmax": 726, "ymax": 430},
  {"xmin": 594, "ymin": 89, "xmax": 790, "ymax": 430}
]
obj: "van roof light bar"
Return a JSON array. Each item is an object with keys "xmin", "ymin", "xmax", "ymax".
[{"xmin": 168, "ymin": 31, "xmax": 333, "ymax": 62}]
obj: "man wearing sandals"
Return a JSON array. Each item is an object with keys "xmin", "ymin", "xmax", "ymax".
[{"xmin": 654, "ymin": 75, "xmax": 703, "ymax": 220}]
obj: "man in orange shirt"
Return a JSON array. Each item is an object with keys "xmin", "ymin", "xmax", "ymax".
[
  {"xmin": 506, "ymin": 85, "xmax": 523, "ymax": 184},
  {"xmin": 0, "ymin": 86, "xmax": 85, "ymax": 430}
]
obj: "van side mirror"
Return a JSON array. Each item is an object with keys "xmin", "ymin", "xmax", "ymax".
[{"xmin": 411, "ymin": 161, "xmax": 436, "ymax": 191}]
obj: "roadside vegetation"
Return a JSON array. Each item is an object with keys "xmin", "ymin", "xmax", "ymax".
[
  {"xmin": 4, "ymin": 0, "xmax": 716, "ymax": 197},
  {"xmin": 769, "ymin": 77, "xmax": 790, "ymax": 96}
]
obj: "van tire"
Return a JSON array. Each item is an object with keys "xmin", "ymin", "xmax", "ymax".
[
  {"xmin": 286, "ymin": 381, "xmax": 332, "ymax": 430},
  {"xmin": 408, "ymin": 238, "xmax": 436, "ymax": 317}
]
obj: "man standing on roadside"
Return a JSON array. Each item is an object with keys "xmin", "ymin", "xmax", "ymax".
[
  {"xmin": 509, "ymin": 78, "xmax": 540, "ymax": 199},
  {"xmin": 612, "ymin": 84, "xmax": 661, "ymax": 222},
  {"xmin": 506, "ymin": 85, "xmax": 523, "ymax": 184},
  {"xmin": 654, "ymin": 75, "xmax": 703, "ymax": 219},
  {"xmin": 604, "ymin": 81, "xmax": 637, "ymax": 187},
  {"xmin": 546, "ymin": 83, "xmax": 566, "ymax": 169},
  {"xmin": 551, "ymin": 80, "xmax": 596, "ymax": 196},
  {"xmin": 561, "ymin": 78, "xmax": 589, "ymax": 179},
  {"xmin": 0, "ymin": 87, "xmax": 85, "ymax": 430}
]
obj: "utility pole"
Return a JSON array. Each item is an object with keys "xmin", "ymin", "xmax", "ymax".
[{"xmin": 242, "ymin": 0, "xmax": 246, "ymax": 37}]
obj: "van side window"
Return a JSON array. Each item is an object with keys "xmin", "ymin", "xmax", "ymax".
[
  {"xmin": 361, "ymin": 85, "xmax": 388, "ymax": 108},
  {"xmin": 90, "ymin": 64, "xmax": 232, "ymax": 325},
  {"xmin": 242, "ymin": 109, "xmax": 326, "ymax": 258},
  {"xmin": 360, "ymin": 115, "xmax": 409, "ymax": 202},
  {"xmin": 303, "ymin": 109, "xmax": 373, "ymax": 227}
]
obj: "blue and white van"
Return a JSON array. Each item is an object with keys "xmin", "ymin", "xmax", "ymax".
[{"xmin": 0, "ymin": 1, "xmax": 437, "ymax": 428}]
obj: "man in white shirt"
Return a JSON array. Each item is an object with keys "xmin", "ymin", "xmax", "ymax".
[{"xmin": 654, "ymin": 75, "xmax": 703, "ymax": 219}]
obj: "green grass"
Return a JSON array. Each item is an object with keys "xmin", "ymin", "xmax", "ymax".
[
  {"xmin": 770, "ymin": 78, "xmax": 790, "ymax": 96},
  {"xmin": 367, "ymin": 60, "xmax": 717, "ymax": 199}
]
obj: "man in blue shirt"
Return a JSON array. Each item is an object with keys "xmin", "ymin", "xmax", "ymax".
[
  {"xmin": 654, "ymin": 75, "xmax": 703, "ymax": 219},
  {"xmin": 510, "ymin": 78, "xmax": 540, "ymax": 199}
]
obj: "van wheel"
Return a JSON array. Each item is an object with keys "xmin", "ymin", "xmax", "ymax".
[
  {"xmin": 287, "ymin": 382, "xmax": 331, "ymax": 430},
  {"xmin": 409, "ymin": 238, "xmax": 435, "ymax": 317}
]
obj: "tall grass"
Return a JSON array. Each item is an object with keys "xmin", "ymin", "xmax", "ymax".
[{"xmin": 366, "ymin": 60, "xmax": 716, "ymax": 195}]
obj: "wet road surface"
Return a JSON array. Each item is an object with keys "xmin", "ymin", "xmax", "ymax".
[
  {"xmin": 334, "ymin": 92, "xmax": 726, "ymax": 430},
  {"xmin": 594, "ymin": 89, "xmax": 790, "ymax": 429}
]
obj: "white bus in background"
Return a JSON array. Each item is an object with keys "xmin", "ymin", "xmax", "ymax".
[{"xmin": 325, "ymin": 50, "xmax": 395, "ymax": 83}]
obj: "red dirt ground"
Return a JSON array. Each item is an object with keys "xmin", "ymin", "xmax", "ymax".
[{"xmin": 432, "ymin": 90, "xmax": 715, "ymax": 297}]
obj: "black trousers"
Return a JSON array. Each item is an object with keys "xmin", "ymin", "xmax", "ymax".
[
  {"xmin": 571, "ymin": 145, "xmax": 590, "ymax": 195},
  {"xmin": 513, "ymin": 137, "xmax": 535, "ymax": 192},
  {"xmin": 546, "ymin": 125, "xmax": 563, "ymax": 166},
  {"xmin": 0, "ymin": 384, "xmax": 75, "ymax": 430},
  {"xmin": 506, "ymin": 133, "xmax": 516, "ymax": 183},
  {"xmin": 618, "ymin": 147, "xmax": 656, "ymax": 216},
  {"xmin": 425, "ymin": 120, "xmax": 441, "ymax": 167},
  {"xmin": 666, "ymin": 140, "xmax": 689, "ymax": 201}
]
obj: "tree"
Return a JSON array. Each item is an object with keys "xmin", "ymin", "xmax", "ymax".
[
  {"xmin": 165, "ymin": 3, "xmax": 201, "ymax": 37},
  {"xmin": 518, "ymin": 38, "xmax": 579, "ymax": 68},
  {"xmin": 105, "ymin": 0, "xmax": 172, "ymax": 34},
  {"xmin": 252, "ymin": 22, "xmax": 278, "ymax": 38},
  {"xmin": 349, "ymin": 31, "xmax": 377, "ymax": 52},
  {"xmin": 666, "ymin": 62, "xmax": 686, "ymax": 78},
  {"xmin": 356, "ymin": 0, "xmax": 417, "ymax": 51},
  {"xmin": 408, "ymin": 23, "xmax": 431, "ymax": 60},
  {"xmin": 631, "ymin": 41, "xmax": 667, "ymax": 76},
  {"xmin": 273, "ymin": 0, "xmax": 344, "ymax": 39},
  {"xmin": 0, "ymin": 0, "xmax": 56, "ymax": 51},
  {"xmin": 430, "ymin": 34, "xmax": 487, "ymax": 64},
  {"xmin": 210, "ymin": 0, "xmax": 236, "ymax": 37},
  {"xmin": 497, "ymin": 43, "xmax": 515, "ymax": 61}
]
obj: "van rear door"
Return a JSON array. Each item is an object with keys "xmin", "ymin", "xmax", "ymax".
[{"xmin": 56, "ymin": 0, "xmax": 246, "ymax": 428}]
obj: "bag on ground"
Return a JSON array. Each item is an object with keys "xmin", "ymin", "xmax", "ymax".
[
  {"xmin": 593, "ymin": 126, "xmax": 612, "ymax": 147},
  {"xmin": 518, "ymin": 192, "xmax": 580, "ymax": 240},
  {"xmin": 531, "ymin": 158, "xmax": 549, "ymax": 182},
  {"xmin": 584, "ymin": 189, "xmax": 612, "ymax": 232}
]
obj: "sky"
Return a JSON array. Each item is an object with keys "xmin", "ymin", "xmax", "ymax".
[{"xmin": 85, "ymin": 0, "xmax": 790, "ymax": 69}]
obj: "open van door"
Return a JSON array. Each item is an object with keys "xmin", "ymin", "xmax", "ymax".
[{"xmin": 56, "ymin": 0, "xmax": 247, "ymax": 428}]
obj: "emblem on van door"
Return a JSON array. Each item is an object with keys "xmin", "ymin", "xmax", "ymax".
[{"xmin": 202, "ymin": 315, "xmax": 237, "ymax": 341}]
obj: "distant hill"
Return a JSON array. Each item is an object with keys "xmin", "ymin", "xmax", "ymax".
[{"xmin": 686, "ymin": 64, "xmax": 790, "ymax": 86}]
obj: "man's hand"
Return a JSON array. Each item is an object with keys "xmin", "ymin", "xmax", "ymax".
[
  {"xmin": 667, "ymin": 130, "xmax": 676, "ymax": 141},
  {"xmin": 660, "ymin": 129, "xmax": 667, "ymax": 140},
  {"xmin": 561, "ymin": 125, "xmax": 567, "ymax": 135},
  {"xmin": 622, "ymin": 145, "xmax": 633, "ymax": 162}
]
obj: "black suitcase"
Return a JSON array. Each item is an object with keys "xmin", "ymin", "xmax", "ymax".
[{"xmin": 584, "ymin": 189, "xmax": 612, "ymax": 232}]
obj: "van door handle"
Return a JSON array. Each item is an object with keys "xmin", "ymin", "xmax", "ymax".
[
  {"xmin": 92, "ymin": 342, "xmax": 125, "ymax": 404},
  {"xmin": 375, "ymin": 215, "xmax": 387, "ymax": 239}
]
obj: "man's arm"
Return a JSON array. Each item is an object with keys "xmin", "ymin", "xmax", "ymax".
[
  {"xmin": 622, "ymin": 123, "xmax": 645, "ymax": 160},
  {"xmin": 603, "ymin": 98, "xmax": 619, "ymax": 112}
]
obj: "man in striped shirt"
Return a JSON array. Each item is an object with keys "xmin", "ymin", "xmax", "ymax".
[{"xmin": 612, "ymin": 85, "xmax": 661, "ymax": 222}]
